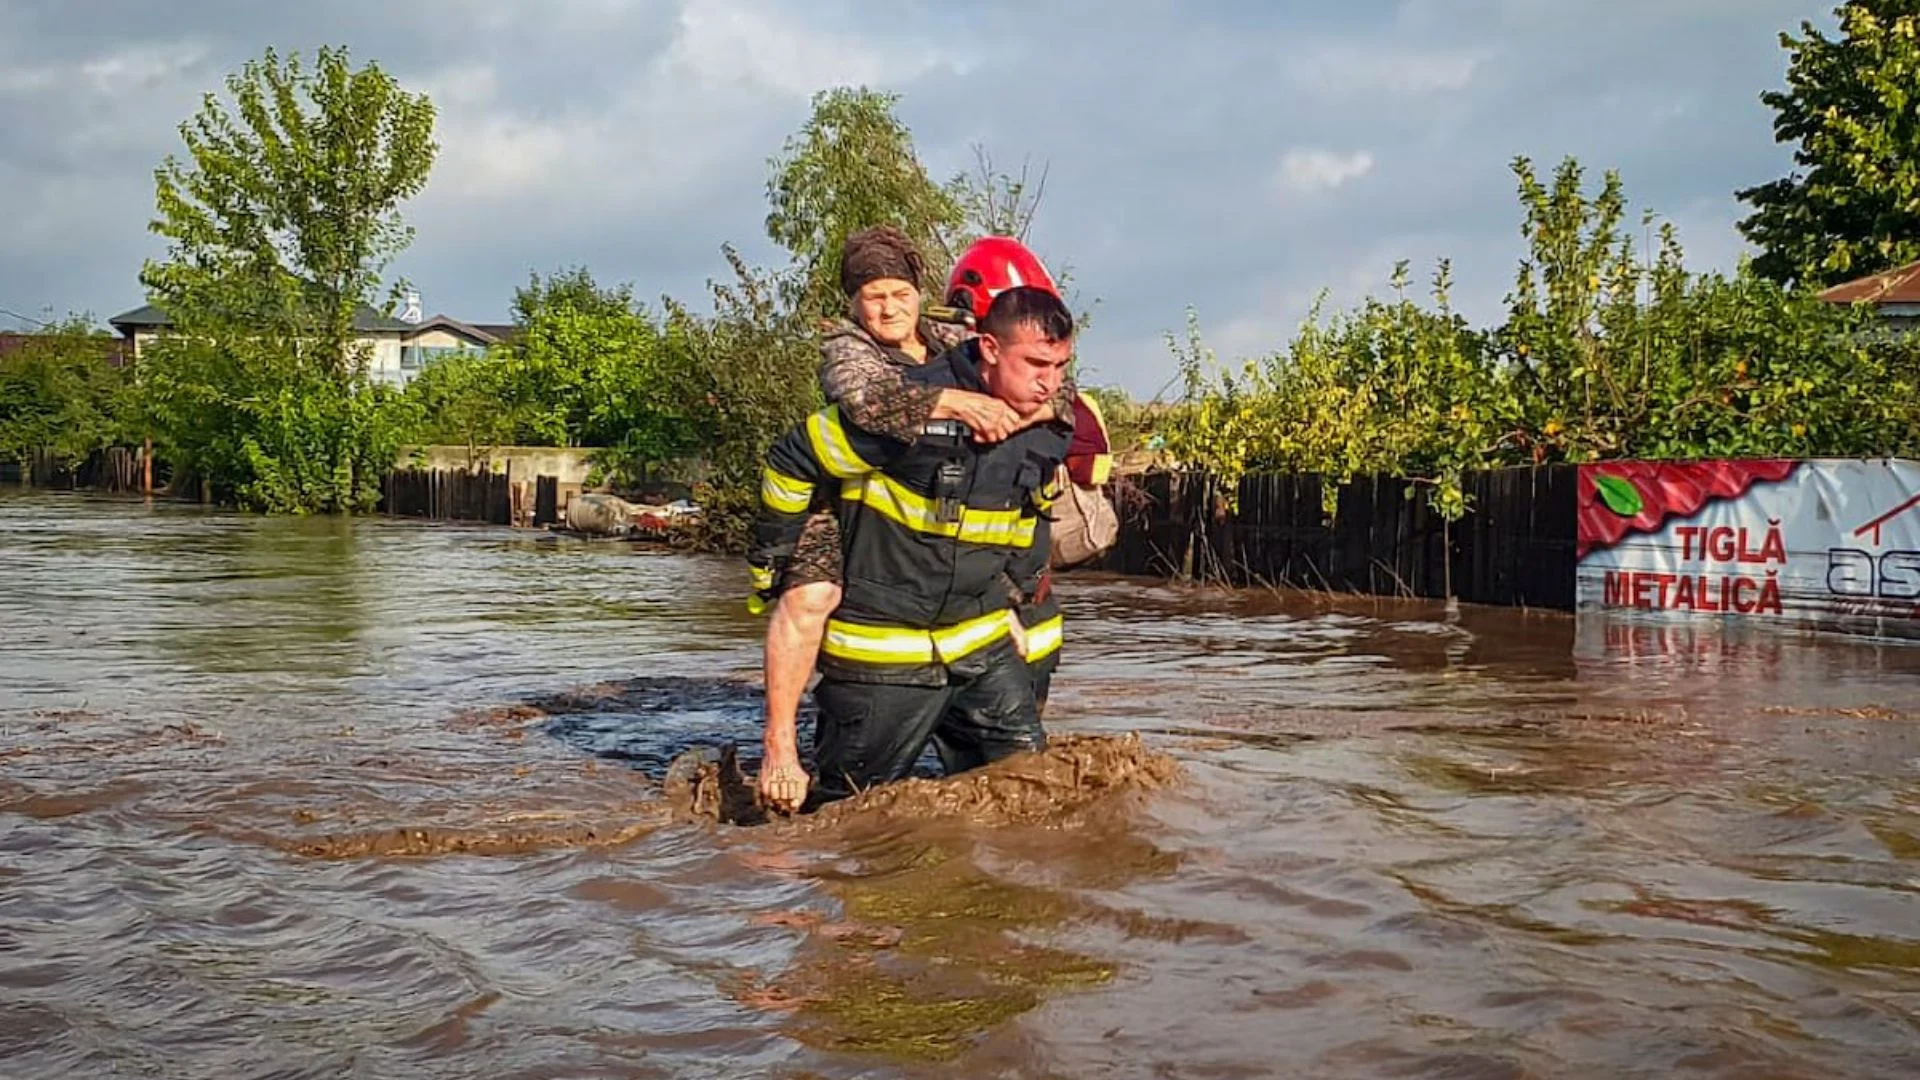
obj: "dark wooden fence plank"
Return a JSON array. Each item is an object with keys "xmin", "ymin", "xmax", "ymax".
[{"xmin": 1105, "ymin": 466, "xmax": 1577, "ymax": 610}]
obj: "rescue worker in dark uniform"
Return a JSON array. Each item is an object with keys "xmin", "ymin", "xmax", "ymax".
[
  {"xmin": 755, "ymin": 232, "xmax": 1077, "ymax": 811},
  {"xmin": 748, "ymin": 285, "xmax": 1078, "ymax": 810}
]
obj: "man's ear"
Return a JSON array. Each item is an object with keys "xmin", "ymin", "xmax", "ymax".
[{"xmin": 977, "ymin": 332, "xmax": 1001, "ymax": 367}]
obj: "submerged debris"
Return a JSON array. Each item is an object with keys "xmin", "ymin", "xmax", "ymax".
[
  {"xmin": 451, "ymin": 676, "xmax": 1183, "ymax": 834},
  {"xmin": 666, "ymin": 732, "xmax": 1181, "ymax": 830},
  {"xmin": 234, "ymin": 678, "xmax": 1182, "ymax": 861}
]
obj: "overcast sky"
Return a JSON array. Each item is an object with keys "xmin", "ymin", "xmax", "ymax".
[{"xmin": 0, "ymin": 0, "xmax": 1826, "ymax": 395}]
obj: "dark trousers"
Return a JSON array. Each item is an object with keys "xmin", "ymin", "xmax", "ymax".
[{"xmin": 806, "ymin": 640, "xmax": 1045, "ymax": 807}]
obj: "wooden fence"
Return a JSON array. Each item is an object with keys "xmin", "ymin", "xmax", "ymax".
[
  {"xmin": 7, "ymin": 449, "xmax": 1577, "ymax": 611},
  {"xmin": 6, "ymin": 453, "xmax": 568, "ymax": 530},
  {"xmin": 2, "ymin": 447, "xmax": 154, "ymax": 493},
  {"xmin": 80, "ymin": 447, "xmax": 149, "ymax": 493},
  {"xmin": 378, "ymin": 467, "xmax": 562, "ymax": 528},
  {"xmin": 1100, "ymin": 467, "xmax": 1578, "ymax": 610},
  {"xmin": 5, "ymin": 450, "xmax": 572, "ymax": 532}
]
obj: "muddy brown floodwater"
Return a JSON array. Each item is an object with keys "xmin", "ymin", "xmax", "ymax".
[{"xmin": 5, "ymin": 489, "xmax": 1920, "ymax": 1079}]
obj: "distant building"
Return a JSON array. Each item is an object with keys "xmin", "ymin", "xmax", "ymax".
[
  {"xmin": 106, "ymin": 295, "xmax": 520, "ymax": 387},
  {"xmin": 1817, "ymin": 260, "xmax": 1920, "ymax": 336}
]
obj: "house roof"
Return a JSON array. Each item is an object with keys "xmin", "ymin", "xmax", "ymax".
[
  {"xmin": 406, "ymin": 314, "xmax": 510, "ymax": 345},
  {"xmin": 108, "ymin": 302, "xmax": 418, "ymax": 334},
  {"xmin": 107, "ymin": 304, "xmax": 170, "ymax": 329},
  {"xmin": 470, "ymin": 323, "xmax": 520, "ymax": 342},
  {"xmin": 1817, "ymin": 260, "xmax": 1920, "ymax": 305}
]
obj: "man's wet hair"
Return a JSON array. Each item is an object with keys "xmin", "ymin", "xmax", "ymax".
[{"xmin": 980, "ymin": 285, "xmax": 1075, "ymax": 344}]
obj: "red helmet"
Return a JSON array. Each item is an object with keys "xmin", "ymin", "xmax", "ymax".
[{"xmin": 945, "ymin": 236, "xmax": 1059, "ymax": 319}]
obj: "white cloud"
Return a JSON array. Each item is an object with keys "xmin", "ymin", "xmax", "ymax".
[
  {"xmin": 417, "ymin": 66, "xmax": 499, "ymax": 109},
  {"xmin": 669, "ymin": 0, "xmax": 951, "ymax": 97},
  {"xmin": 79, "ymin": 40, "xmax": 210, "ymax": 94},
  {"xmin": 1274, "ymin": 148, "xmax": 1376, "ymax": 195},
  {"xmin": 0, "ymin": 64, "xmax": 60, "ymax": 96},
  {"xmin": 0, "ymin": 38, "xmax": 207, "ymax": 99},
  {"xmin": 1289, "ymin": 42, "xmax": 1489, "ymax": 97},
  {"xmin": 416, "ymin": 0, "xmax": 968, "ymax": 207}
]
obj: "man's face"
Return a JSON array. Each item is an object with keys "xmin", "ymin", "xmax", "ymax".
[
  {"xmin": 853, "ymin": 277, "xmax": 921, "ymax": 347},
  {"xmin": 980, "ymin": 322, "xmax": 1073, "ymax": 416}
]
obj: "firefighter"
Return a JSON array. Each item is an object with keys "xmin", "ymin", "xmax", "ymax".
[
  {"xmin": 749, "ymin": 285, "xmax": 1077, "ymax": 812},
  {"xmin": 755, "ymin": 232, "xmax": 1078, "ymax": 807}
]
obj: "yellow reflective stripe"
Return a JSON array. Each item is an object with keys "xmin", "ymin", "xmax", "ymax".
[
  {"xmin": 823, "ymin": 621, "xmax": 934, "ymax": 665},
  {"xmin": 746, "ymin": 565, "xmax": 776, "ymax": 616},
  {"xmin": 842, "ymin": 472, "xmax": 945, "ymax": 533},
  {"xmin": 823, "ymin": 626, "xmax": 933, "ymax": 664},
  {"xmin": 933, "ymin": 612, "xmax": 1012, "ymax": 662},
  {"xmin": 1088, "ymin": 453, "xmax": 1112, "ymax": 486},
  {"xmin": 962, "ymin": 513, "xmax": 1034, "ymax": 548},
  {"xmin": 821, "ymin": 610, "xmax": 1013, "ymax": 666},
  {"xmin": 760, "ymin": 467, "xmax": 814, "ymax": 513},
  {"xmin": 841, "ymin": 474, "xmax": 1034, "ymax": 548},
  {"xmin": 1024, "ymin": 614, "xmax": 1063, "ymax": 662},
  {"xmin": 1074, "ymin": 391, "xmax": 1113, "ymax": 486},
  {"xmin": 806, "ymin": 406, "xmax": 872, "ymax": 479}
]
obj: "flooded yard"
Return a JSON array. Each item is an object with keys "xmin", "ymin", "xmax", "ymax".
[{"xmin": 4, "ymin": 489, "xmax": 1920, "ymax": 1078}]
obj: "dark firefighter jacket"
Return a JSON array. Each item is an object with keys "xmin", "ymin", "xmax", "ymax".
[{"xmin": 748, "ymin": 339, "xmax": 1070, "ymax": 686}]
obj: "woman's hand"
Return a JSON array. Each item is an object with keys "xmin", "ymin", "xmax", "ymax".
[{"xmin": 932, "ymin": 389, "xmax": 1021, "ymax": 443}]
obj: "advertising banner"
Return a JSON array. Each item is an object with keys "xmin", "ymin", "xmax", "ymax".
[{"xmin": 1576, "ymin": 459, "xmax": 1920, "ymax": 639}]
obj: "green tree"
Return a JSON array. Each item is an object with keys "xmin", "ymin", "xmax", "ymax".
[
  {"xmin": 662, "ymin": 246, "xmax": 824, "ymax": 547},
  {"xmin": 1499, "ymin": 155, "xmax": 1918, "ymax": 465},
  {"xmin": 508, "ymin": 267, "xmax": 704, "ymax": 463},
  {"xmin": 1163, "ymin": 154, "xmax": 1920, "ymax": 529},
  {"xmin": 401, "ymin": 349, "xmax": 519, "ymax": 454},
  {"xmin": 765, "ymin": 87, "xmax": 964, "ymax": 317},
  {"xmin": 1736, "ymin": 1, "xmax": 1920, "ymax": 287},
  {"xmin": 402, "ymin": 266, "xmax": 708, "ymax": 488},
  {"xmin": 511, "ymin": 265, "xmax": 638, "ymax": 326},
  {"xmin": 138, "ymin": 45, "xmax": 437, "ymax": 512},
  {"xmin": 0, "ymin": 321, "xmax": 139, "ymax": 470}
]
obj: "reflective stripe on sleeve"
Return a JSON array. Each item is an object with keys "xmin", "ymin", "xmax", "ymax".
[
  {"xmin": 1022, "ymin": 614, "xmax": 1063, "ymax": 662},
  {"xmin": 760, "ymin": 467, "xmax": 814, "ymax": 513},
  {"xmin": 805, "ymin": 406, "xmax": 873, "ymax": 479}
]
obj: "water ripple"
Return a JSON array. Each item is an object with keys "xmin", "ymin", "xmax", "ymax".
[{"xmin": 5, "ymin": 491, "xmax": 1920, "ymax": 1077}]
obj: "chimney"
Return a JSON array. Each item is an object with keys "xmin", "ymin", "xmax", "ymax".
[{"xmin": 401, "ymin": 289, "xmax": 422, "ymax": 323}]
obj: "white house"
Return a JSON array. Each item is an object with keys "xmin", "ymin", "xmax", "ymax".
[{"xmin": 108, "ymin": 292, "xmax": 517, "ymax": 387}]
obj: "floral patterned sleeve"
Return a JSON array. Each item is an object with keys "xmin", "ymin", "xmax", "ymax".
[{"xmin": 817, "ymin": 327, "xmax": 944, "ymax": 443}]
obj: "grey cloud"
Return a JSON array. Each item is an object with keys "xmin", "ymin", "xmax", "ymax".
[
  {"xmin": 0, "ymin": 0, "xmax": 1837, "ymax": 396},
  {"xmin": 893, "ymin": 0, "xmax": 1824, "ymax": 391}
]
